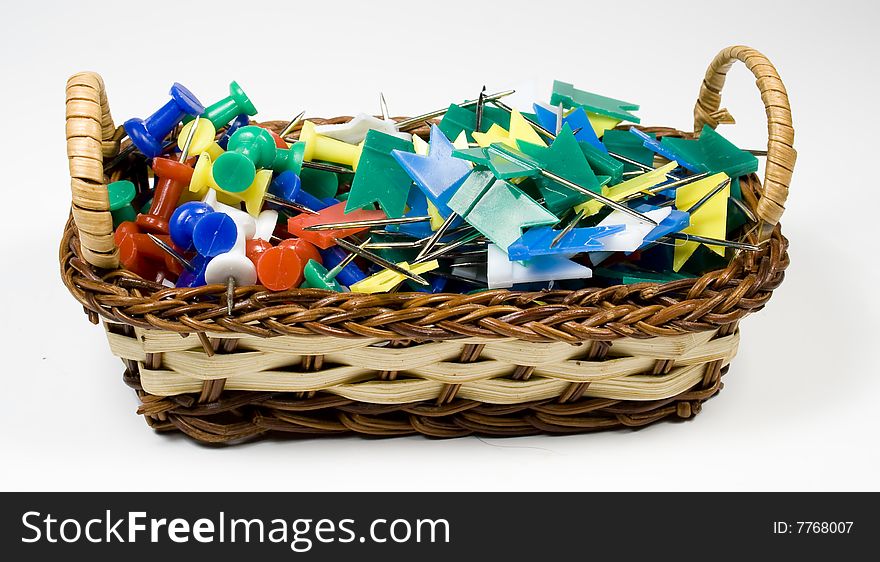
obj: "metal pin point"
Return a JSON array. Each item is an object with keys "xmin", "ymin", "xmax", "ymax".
[
  {"xmin": 279, "ymin": 110, "xmax": 306, "ymax": 139},
  {"xmin": 178, "ymin": 115, "xmax": 200, "ymax": 163},
  {"xmin": 303, "ymin": 216, "xmax": 432, "ymax": 231},
  {"xmin": 334, "ymin": 237, "xmax": 430, "ymax": 286},
  {"xmin": 729, "ymin": 196, "xmax": 758, "ymax": 223},
  {"xmin": 379, "ymin": 93, "xmax": 390, "ymax": 121},
  {"xmin": 489, "ymin": 98, "xmax": 557, "ymax": 140},
  {"xmin": 684, "ymin": 177, "xmax": 732, "ymax": 215},
  {"xmin": 263, "ymin": 193, "xmax": 319, "ymax": 215},
  {"xmin": 146, "ymin": 234, "xmax": 195, "ymax": 271},
  {"xmin": 226, "ymin": 277, "xmax": 235, "ymax": 315},
  {"xmin": 549, "ymin": 208, "xmax": 586, "ymax": 248},
  {"xmin": 415, "ymin": 212, "xmax": 458, "ymax": 261},
  {"xmin": 474, "ymin": 86, "xmax": 487, "ymax": 133},
  {"xmin": 394, "ymin": 89, "xmax": 516, "ymax": 131},
  {"xmin": 538, "ymin": 169, "xmax": 658, "ymax": 225},
  {"xmin": 664, "ymin": 232, "xmax": 762, "ymax": 251}
]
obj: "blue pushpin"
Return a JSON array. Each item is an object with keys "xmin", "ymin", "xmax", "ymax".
[
  {"xmin": 169, "ymin": 201, "xmax": 213, "ymax": 250},
  {"xmin": 319, "ymin": 246, "xmax": 367, "ymax": 286},
  {"xmin": 191, "ymin": 212, "xmax": 238, "ymax": 257},
  {"xmin": 533, "ymin": 105, "xmax": 606, "ymax": 152},
  {"xmin": 638, "ymin": 207, "xmax": 690, "ymax": 248},
  {"xmin": 217, "ymin": 114, "xmax": 251, "ymax": 150},
  {"xmin": 507, "ymin": 224, "xmax": 625, "ymax": 260},
  {"xmin": 175, "ymin": 255, "xmax": 210, "ymax": 288},
  {"xmin": 269, "ymin": 170, "xmax": 332, "ymax": 213},
  {"xmin": 391, "ymin": 125, "xmax": 472, "ymax": 217},
  {"xmin": 629, "ymin": 128, "xmax": 702, "ymax": 173},
  {"xmin": 123, "ymin": 83, "xmax": 205, "ymax": 158}
]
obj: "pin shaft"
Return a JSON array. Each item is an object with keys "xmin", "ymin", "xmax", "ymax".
[
  {"xmin": 395, "ymin": 89, "xmax": 516, "ymax": 131},
  {"xmin": 539, "ymin": 169, "xmax": 658, "ymax": 225},
  {"xmin": 178, "ymin": 116, "xmax": 200, "ymax": 163},
  {"xmin": 335, "ymin": 237, "xmax": 430, "ymax": 286},
  {"xmin": 279, "ymin": 110, "xmax": 306, "ymax": 139},
  {"xmin": 664, "ymin": 232, "xmax": 761, "ymax": 251},
  {"xmin": 301, "ymin": 160, "xmax": 354, "ymax": 174},
  {"xmin": 304, "ymin": 216, "xmax": 431, "ymax": 231},
  {"xmin": 146, "ymin": 233, "xmax": 195, "ymax": 272},
  {"xmin": 684, "ymin": 177, "xmax": 731, "ymax": 216}
]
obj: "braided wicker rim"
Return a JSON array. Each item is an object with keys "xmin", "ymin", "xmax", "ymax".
[{"xmin": 61, "ymin": 46, "xmax": 793, "ymax": 344}]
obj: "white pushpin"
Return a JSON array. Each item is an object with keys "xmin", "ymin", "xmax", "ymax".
[
  {"xmin": 202, "ymin": 189, "xmax": 257, "ymax": 240},
  {"xmin": 587, "ymin": 207, "xmax": 672, "ymax": 266},
  {"xmin": 315, "ymin": 94, "xmax": 411, "ymax": 144},
  {"xmin": 485, "ymin": 244, "xmax": 592, "ymax": 289},
  {"xmin": 254, "ymin": 209, "xmax": 279, "ymax": 241},
  {"xmin": 204, "ymin": 219, "xmax": 258, "ymax": 314}
]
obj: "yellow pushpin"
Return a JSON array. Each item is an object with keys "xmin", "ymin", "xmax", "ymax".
[
  {"xmin": 349, "ymin": 260, "xmax": 440, "ymax": 294},
  {"xmin": 177, "ymin": 119, "xmax": 224, "ymax": 160},
  {"xmin": 584, "ymin": 111, "xmax": 621, "ymax": 138},
  {"xmin": 575, "ymin": 161, "xmax": 678, "ymax": 217},
  {"xmin": 673, "ymin": 172, "xmax": 731, "ymax": 271},
  {"xmin": 472, "ymin": 110, "xmax": 546, "ymax": 149},
  {"xmin": 298, "ymin": 121, "xmax": 364, "ymax": 171}
]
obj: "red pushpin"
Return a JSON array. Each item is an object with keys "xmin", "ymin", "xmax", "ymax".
[
  {"xmin": 256, "ymin": 246, "xmax": 304, "ymax": 291},
  {"xmin": 136, "ymin": 157, "xmax": 194, "ymax": 234},
  {"xmin": 286, "ymin": 201, "xmax": 386, "ymax": 249},
  {"xmin": 245, "ymin": 238, "xmax": 273, "ymax": 266},
  {"xmin": 118, "ymin": 231, "xmax": 183, "ymax": 279},
  {"xmin": 278, "ymin": 237, "xmax": 322, "ymax": 265}
]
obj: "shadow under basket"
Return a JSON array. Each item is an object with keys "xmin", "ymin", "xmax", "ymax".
[{"xmin": 60, "ymin": 45, "xmax": 794, "ymax": 444}]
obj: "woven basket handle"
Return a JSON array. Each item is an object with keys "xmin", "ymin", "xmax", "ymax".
[
  {"xmin": 66, "ymin": 72, "xmax": 119, "ymax": 268},
  {"xmin": 694, "ymin": 45, "xmax": 796, "ymax": 240}
]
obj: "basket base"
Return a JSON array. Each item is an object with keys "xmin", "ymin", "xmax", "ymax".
[{"xmin": 123, "ymin": 365, "xmax": 727, "ymax": 445}]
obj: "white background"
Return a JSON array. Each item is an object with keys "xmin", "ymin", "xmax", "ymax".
[{"xmin": 0, "ymin": 0, "xmax": 877, "ymax": 491}]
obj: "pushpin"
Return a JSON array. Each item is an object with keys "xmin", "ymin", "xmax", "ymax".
[
  {"xmin": 201, "ymin": 189, "xmax": 257, "ymax": 240},
  {"xmin": 278, "ymin": 238, "xmax": 322, "ymax": 265},
  {"xmin": 245, "ymin": 238, "xmax": 273, "ymax": 266},
  {"xmin": 507, "ymin": 224, "xmax": 625, "ymax": 260},
  {"xmin": 191, "ymin": 211, "xmax": 239, "ymax": 257},
  {"xmin": 472, "ymin": 109, "xmax": 546, "ymax": 148},
  {"xmin": 287, "ymin": 200, "xmax": 386, "ymax": 249},
  {"xmin": 118, "ymin": 232, "xmax": 183, "ymax": 279},
  {"xmin": 334, "ymin": 237, "xmax": 430, "ymax": 286},
  {"xmin": 629, "ymin": 128, "xmax": 701, "ymax": 173},
  {"xmin": 204, "ymin": 220, "xmax": 257, "ymax": 314},
  {"xmin": 135, "ymin": 117, "xmax": 200, "ymax": 233},
  {"xmin": 437, "ymin": 101, "xmax": 511, "ymax": 143},
  {"xmin": 313, "ymin": 95, "xmax": 411, "ymax": 145},
  {"xmin": 255, "ymin": 245, "xmax": 304, "ymax": 291},
  {"xmin": 485, "ymin": 244, "xmax": 593, "ymax": 289},
  {"xmin": 318, "ymin": 245, "xmax": 367, "ymax": 286},
  {"xmin": 593, "ymin": 206, "xmax": 673, "ymax": 253},
  {"xmin": 218, "ymin": 114, "xmax": 251, "ymax": 149},
  {"xmin": 533, "ymin": 105, "xmax": 605, "ymax": 151},
  {"xmin": 349, "ymin": 259, "xmax": 440, "ymax": 294},
  {"xmin": 345, "ymin": 129, "xmax": 418, "ymax": 218},
  {"xmin": 455, "ymin": 142, "xmax": 659, "ymax": 225},
  {"xmin": 169, "ymin": 200, "xmax": 213, "ymax": 250},
  {"xmin": 300, "ymin": 238, "xmax": 369, "ymax": 291},
  {"xmin": 215, "ymin": 169, "xmax": 274, "ymax": 217},
  {"xmin": 660, "ymin": 125, "xmax": 759, "ymax": 178},
  {"xmin": 106, "ymin": 180, "xmax": 137, "ymax": 227},
  {"xmin": 254, "ymin": 209, "xmax": 278, "ymax": 241},
  {"xmin": 212, "ymin": 126, "xmax": 277, "ymax": 193},
  {"xmin": 394, "ymin": 89, "xmax": 516, "ymax": 131},
  {"xmin": 602, "ymin": 129, "xmax": 656, "ymax": 173},
  {"xmin": 146, "ymin": 233, "xmax": 195, "ymax": 272},
  {"xmin": 550, "ymin": 80, "xmax": 640, "ymax": 124},
  {"xmin": 277, "ymin": 110, "xmax": 306, "ymax": 140},
  {"xmin": 177, "ymin": 119, "xmax": 222, "ymax": 160},
  {"xmin": 123, "ymin": 83, "xmax": 205, "ymax": 158},
  {"xmin": 269, "ymin": 170, "xmax": 329, "ymax": 213},
  {"xmin": 194, "ymin": 81, "xmax": 258, "ymax": 129},
  {"xmin": 672, "ymin": 172, "xmax": 732, "ymax": 271},
  {"xmin": 136, "ymin": 157, "xmax": 194, "ymax": 234},
  {"xmin": 298, "ymin": 121, "xmax": 363, "ymax": 171},
  {"xmin": 391, "ymin": 125, "xmax": 472, "ymax": 218},
  {"xmin": 574, "ymin": 161, "xmax": 679, "ymax": 217}
]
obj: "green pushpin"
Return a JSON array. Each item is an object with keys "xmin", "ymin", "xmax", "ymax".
[
  {"xmin": 579, "ymin": 142, "xmax": 624, "ymax": 185},
  {"xmin": 212, "ymin": 126, "xmax": 277, "ymax": 193},
  {"xmin": 457, "ymin": 179, "xmax": 558, "ymax": 251},
  {"xmin": 517, "ymin": 124, "xmax": 601, "ymax": 214},
  {"xmin": 300, "ymin": 166, "xmax": 339, "ymax": 200},
  {"xmin": 196, "ymin": 81, "xmax": 258, "ymax": 128},
  {"xmin": 345, "ymin": 130, "xmax": 415, "ymax": 218},
  {"xmin": 106, "ymin": 180, "xmax": 137, "ymax": 228},
  {"xmin": 438, "ymin": 103, "xmax": 511, "ymax": 143},
  {"xmin": 448, "ymin": 169, "xmax": 496, "ymax": 217},
  {"xmin": 550, "ymin": 80, "xmax": 640, "ymax": 123},
  {"xmin": 661, "ymin": 125, "xmax": 759, "ymax": 178},
  {"xmin": 273, "ymin": 141, "xmax": 305, "ymax": 175},
  {"xmin": 301, "ymin": 259, "xmax": 345, "ymax": 291},
  {"xmin": 602, "ymin": 129, "xmax": 655, "ymax": 173}
]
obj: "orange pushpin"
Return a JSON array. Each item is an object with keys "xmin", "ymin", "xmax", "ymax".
[
  {"xmin": 245, "ymin": 238, "xmax": 273, "ymax": 266},
  {"xmin": 278, "ymin": 238, "xmax": 322, "ymax": 265},
  {"xmin": 256, "ymin": 246, "xmax": 303, "ymax": 291},
  {"xmin": 286, "ymin": 201, "xmax": 386, "ymax": 249}
]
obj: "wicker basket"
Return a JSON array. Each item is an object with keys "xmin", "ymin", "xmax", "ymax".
[{"xmin": 60, "ymin": 45, "xmax": 794, "ymax": 443}]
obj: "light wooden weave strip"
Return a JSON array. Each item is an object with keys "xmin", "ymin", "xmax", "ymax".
[{"xmin": 693, "ymin": 45, "xmax": 797, "ymax": 239}]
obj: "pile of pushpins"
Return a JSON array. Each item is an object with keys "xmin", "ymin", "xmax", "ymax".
[{"xmin": 106, "ymin": 79, "xmax": 762, "ymax": 298}]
